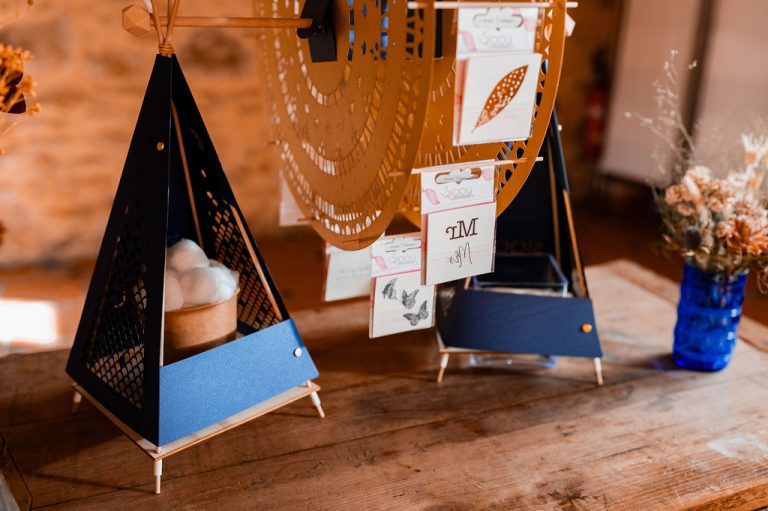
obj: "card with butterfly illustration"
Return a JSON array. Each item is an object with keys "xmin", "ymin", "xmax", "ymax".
[
  {"xmin": 370, "ymin": 270, "xmax": 436, "ymax": 338},
  {"xmin": 457, "ymin": 52, "xmax": 541, "ymax": 146},
  {"xmin": 369, "ymin": 234, "xmax": 436, "ymax": 338}
]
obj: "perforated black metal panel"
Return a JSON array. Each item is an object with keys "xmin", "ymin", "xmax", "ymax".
[
  {"xmin": 80, "ymin": 231, "xmax": 149, "ymax": 409},
  {"xmin": 66, "ymin": 55, "xmax": 172, "ymax": 442},
  {"xmin": 170, "ymin": 55, "xmax": 287, "ymax": 333},
  {"xmin": 202, "ymin": 193, "xmax": 281, "ymax": 331}
]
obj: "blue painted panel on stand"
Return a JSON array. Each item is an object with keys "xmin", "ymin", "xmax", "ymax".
[
  {"xmin": 158, "ymin": 319, "xmax": 318, "ymax": 445},
  {"xmin": 438, "ymin": 289, "xmax": 602, "ymax": 358}
]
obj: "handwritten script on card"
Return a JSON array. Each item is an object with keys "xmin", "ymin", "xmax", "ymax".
[{"xmin": 424, "ymin": 202, "xmax": 496, "ymax": 285}]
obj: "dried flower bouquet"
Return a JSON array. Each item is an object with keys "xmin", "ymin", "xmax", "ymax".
[{"xmin": 631, "ymin": 52, "xmax": 768, "ymax": 292}]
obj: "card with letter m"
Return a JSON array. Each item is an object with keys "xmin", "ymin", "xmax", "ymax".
[{"xmin": 423, "ymin": 202, "xmax": 497, "ymax": 286}]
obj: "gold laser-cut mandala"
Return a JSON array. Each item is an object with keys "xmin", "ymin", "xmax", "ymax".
[
  {"xmin": 256, "ymin": 0, "xmax": 436, "ymax": 249},
  {"xmin": 257, "ymin": 0, "xmax": 567, "ymax": 246}
]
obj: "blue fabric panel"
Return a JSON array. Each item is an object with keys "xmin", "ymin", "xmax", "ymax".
[
  {"xmin": 158, "ymin": 319, "xmax": 318, "ymax": 445},
  {"xmin": 438, "ymin": 290, "xmax": 602, "ymax": 358}
]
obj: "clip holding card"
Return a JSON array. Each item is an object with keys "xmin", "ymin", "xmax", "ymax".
[{"xmin": 434, "ymin": 167, "xmax": 483, "ymax": 185}]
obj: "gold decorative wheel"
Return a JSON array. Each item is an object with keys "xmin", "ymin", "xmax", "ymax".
[
  {"xmin": 257, "ymin": 0, "xmax": 567, "ymax": 246},
  {"xmin": 256, "ymin": 0, "xmax": 436, "ymax": 249}
]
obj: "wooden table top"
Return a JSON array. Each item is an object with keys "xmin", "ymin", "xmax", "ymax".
[{"xmin": 1, "ymin": 260, "xmax": 768, "ymax": 510}]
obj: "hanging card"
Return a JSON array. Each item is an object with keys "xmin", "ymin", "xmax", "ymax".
[
  {"xmin": 457, "ymin": 52, "xmax": 542, "ymax": 146},
  {"xmin": 323, "ymin": 244, "xmax": 372, "ymax": 302},
  {"xmin": 566, "ymin": 13, "xmax": 576, "ymax": 37},
  {"xmin": 369, "ymin": 234, "xmax": 436, "ymax": 338},
  {"xmin": 456, "ymin": 7, "xmax": 539, "ymax": 57},
  {"xmin": 420, "ymin": 164, "xmax": 495, "ymax": 215},
  {"xmin": 424, "ymin": 201, "xmax": 497, "ymax": 285},
  {"xmin": 420, "ymin": 163, "xmax": 497, "ymax": 285},
  {"xmin": 370, "ymin": 270, "xmax": 436, "ymax": 338},
  {"xmin": 370, "ymin": 233, "xmax": 423, "ymax": 278},
  {"xmin": 453, "ymin": 6, "xmax": 539, "ymax": 146},
  {"xmin": 279, "ymin": 175, "xmax": 307, "ymax": 227}
]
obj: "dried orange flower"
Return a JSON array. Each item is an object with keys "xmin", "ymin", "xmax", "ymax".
[
  {"xmin": 636, "ymin": 53, "xmax": 768, "ymax": 291},
  {"xmin": 0, "ymin": 43, "xmax": 38, "ymax": 115}
]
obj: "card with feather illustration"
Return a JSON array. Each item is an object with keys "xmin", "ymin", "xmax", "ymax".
[
  {"xmin": 370, "ymin": 270, "xmax": 436, "ymax": 338},
  {"xmin": 457, "ymin": 52, "xmax": 541, "ymax": 146}
]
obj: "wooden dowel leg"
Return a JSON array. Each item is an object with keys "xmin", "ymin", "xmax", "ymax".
[
  {"xmin": 310, "ymin": 391, "xmax": 325, "ymax": 418},
  {"xmin": 71, "ymin": 391, "xmax": 82, "ymax": 414},
  {"xmin": 594, "ymin": 357, "xmax": 604, "ymax": 386},
  {"xmin": 154, "ymin": 459, "xmax": 163, "ymax": 494},
  {"xmin": 437, "ymin": 353, "xmax": 450, "ymax": 383}
]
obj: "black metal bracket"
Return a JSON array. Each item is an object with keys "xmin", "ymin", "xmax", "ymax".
[{"xmin": 297, "ymin": 0, "xmax": 337, "ymax": 63}]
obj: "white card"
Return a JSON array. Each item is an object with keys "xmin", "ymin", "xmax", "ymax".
[
  {"xmin": 323, "ymin": 245, "xmax": 372, "ymax": 302},
  {"xmin": 424, "ymin": 201, "xmax": 496, "ymax": 285},
  {"xmin": 370, "ymin": 234, "xmax": 422, "ymax": 277},
  {"xmin": 278, "ymin": 176, "xmax": 307, "ymax": 227},
  {"xmin": 370, "ymin": 270, "xmax": 436, "ymax": 338},
  {"xmin": 565, "ymin": 13, "xmax": 575, "ymax": 37},
  {"xmin": 420, "ymin": 164, "xmax": 495, "ymax": 215},
  {"xmin": 457, "ymin": 53, "xmax": 542, "ymax": 146},
  {"xmin": 456, "ymin": 7, "xmax": 539, "ymax": 58}
]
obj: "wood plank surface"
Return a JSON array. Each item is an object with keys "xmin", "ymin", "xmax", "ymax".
[{"xmin": 1, "ymin": 260, "xmax": 767, "ymax": 510}]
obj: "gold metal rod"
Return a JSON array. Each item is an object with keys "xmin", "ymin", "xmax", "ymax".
[
  {"xmin": 561, "ymin": 188, "xmax": 588, "ymax": 298},
  {"xmin": 546, "ymin": 143, "xmax": 561, "ymax": 267},
  {"xmin": 157, "ymin": 15, "xmax": 312, "ymax": 29},
  {"xmin": 411, "ymin": 156, "xmax": 542, "ymax": 175},
  {"xmin": 407, "ymin": 1, "xmax": 578, "ymax": 9},
  {"xmin": 230, "ymin": 204, "xmax": 285, "ymax": 322},
  {"xmin": 170, "ymin": 103, "xmax": 204, "ymax": 250}
]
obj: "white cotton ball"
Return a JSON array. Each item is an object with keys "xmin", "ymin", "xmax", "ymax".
[
  {"xmin": 229, "ymin": 269, "xmax": 240, "ymax": 289},
  {"xmin": 208, "ymin": 260, "xmax": 240, "ymax": 297},
  {"xmin": 179, "ymin": 266, "xmax": 222, "ymax": 307},
  {"xmin": 164, "ymin": 271, "xmax": 184, "ymax": 311},
  {"xmin": 212, "ymin": 266, "xmax": 238, "ymax": 300},
  {"xmin": 167, "ymin": 239, "xmax": 209, "ymax": 274}
]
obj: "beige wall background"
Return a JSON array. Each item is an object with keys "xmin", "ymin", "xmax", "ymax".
[
  {"xmin": 0, "ymin": 0, "xmax": 282, "ymax": 265},
  {"xmin": 0, "ymin": 0, "xmax": 620, "ymax": 266}
]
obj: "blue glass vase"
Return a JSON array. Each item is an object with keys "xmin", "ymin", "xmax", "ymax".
[{"xmin": 673, "ymin": 261, "xmax": 747, "ymax": 371}]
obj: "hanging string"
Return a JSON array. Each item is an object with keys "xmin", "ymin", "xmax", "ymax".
[
  {"xmin": 163, "ymin": 0, "xmax": 182, "ymax": 55},
  {"xmin": 149, "ymin": 0, "xmax": 182, "ymax": 56}
]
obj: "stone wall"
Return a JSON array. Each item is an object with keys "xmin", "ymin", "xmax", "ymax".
[
  {"xmin": 0, "ymin": 0, "xmax": 621, "ymax": 266},
  {"xmin": 0, "ymin": 0, "xmax": 280, "ymax": 265}
]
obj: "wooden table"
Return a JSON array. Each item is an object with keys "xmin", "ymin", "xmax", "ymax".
[{"xmin": 2, "ymin": 260, "xmax": 768, "ymax": 510}]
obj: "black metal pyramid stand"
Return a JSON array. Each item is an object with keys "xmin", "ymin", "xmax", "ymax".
[
  {"xmin": 434, "ymin": 111, "xmax": 604, "ymax": 384},
  {"xmin": 66, "ymin": 54, "xmax": 324, "ymax": 494}
]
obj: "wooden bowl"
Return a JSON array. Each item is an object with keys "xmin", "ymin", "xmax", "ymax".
[{"xmin": 164, "ymin": 289, "xmax": 239, "ymax": 364}]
